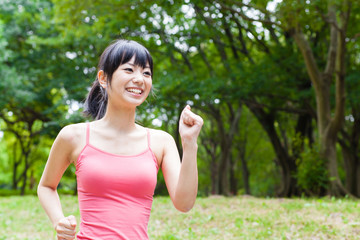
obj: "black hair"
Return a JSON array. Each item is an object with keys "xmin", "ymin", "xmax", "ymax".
[{"xmin": 83, "ymin": 39, "xmax": 154, "ymax": 119}]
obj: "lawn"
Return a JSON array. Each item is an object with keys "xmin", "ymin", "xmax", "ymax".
[{"xmin": 0, "ymin": 195, "xmax": 359, "ymax": 239}]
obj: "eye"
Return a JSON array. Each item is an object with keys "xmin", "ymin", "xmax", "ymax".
[
  {"xmin": 124, "ymin": 68, "xmax": 133, "ymax": 72},
  {"xmin": 143, "ymin": 71, "xmax": 152, "ymax": 77}
]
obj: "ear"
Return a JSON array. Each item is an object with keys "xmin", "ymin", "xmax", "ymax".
[{"xmin": 98, "ymin": 70, "xmax": 107, "ymax": 88}]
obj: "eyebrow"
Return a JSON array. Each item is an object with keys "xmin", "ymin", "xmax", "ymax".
[{"xmin": 126, "ymin": 63, "xmax": 151, "ymax": 69}]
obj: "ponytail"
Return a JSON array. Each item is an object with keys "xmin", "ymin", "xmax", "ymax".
[{"xmin": 83, "ymin": 79, "xmax": 108, "ymax": 120}]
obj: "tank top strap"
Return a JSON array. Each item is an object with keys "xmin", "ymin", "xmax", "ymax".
[
  {"xmin": 86, "ymin": 123, "xmax": 90, "ymax": 145},
  {"xmin": 146, "ymin": 128, "xmax": 151, "ymax": 150}
]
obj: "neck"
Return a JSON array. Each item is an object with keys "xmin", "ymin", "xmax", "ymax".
[{"xmin": 99, "ymin": 103, "xmax": 137, "ymax": 132}]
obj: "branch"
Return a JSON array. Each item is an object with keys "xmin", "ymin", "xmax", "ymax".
[
  {"xmin": 2, "ymin": 128, "xmax": 26, "ymax": 153},
  {"xmin": 228, "ymin": 103, "xmax": 242, "ymax": 141},
  {"xmin": 232, "ymin": 15, "xmax": 256, "ymax": 62},
  {"xmin": 243, "ymin": 99, "xmax": 312, "ymax": 115},
  {"xmin": 314, "ymin": 5, "xmax": 341, "ymax": 31},
  {"xmin": 217, "ymin": 1, "xmax": 281, "ymax": 27},
  {"xmin": 0, "ymin": 112, "xmax": 16, "ymax": 125},
  {"xmin": 220, "ymin": 11, "xmax": 239, "ymax": 59},
  {"xmin": 216, "ymin": 0, "xmax": 272, "ymax": 15},
  {"xmin": 292, "ymin": 28, "xmax": 322, "ymax": 93},
  {"xmin": 324, "ymin": 5, "xmax": 338, "ymax": 79},
  {"xmin": 351, "ymin": 33, "xmax": 360, "ymax": 40},
  {"xmin": 194, "ymin": 4, "xmax": 232, "ymax": 73},
  {"xmin": 245, "ymin": 25, "xmax": 270, "ymax": 54},
  {"xmin": 263, "ymin": 14, "xmax": 280, "ymax": 45},
  {"xmin": 155, "ymin": 27, "xmax": 193, "ymax": 71},
  {"xmin": 330, "ymin": 0, "xmax": 351, "ymax": 136},
  {"xmin": 174, "ymin": 48, "xmax": 193, "ymax": 71},
  {"xmin": 197, "ymin": 44, "xmax": 215, "ymax": 77}
]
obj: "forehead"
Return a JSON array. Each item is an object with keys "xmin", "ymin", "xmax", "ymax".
[{"xmin": 124, "ymin": 56, "xmax": 151, "ymax": 68}]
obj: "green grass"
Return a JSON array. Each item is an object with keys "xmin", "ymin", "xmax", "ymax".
[{"xmin": 0, "ymin": 195, "xmax": 359, "ymax": 239}]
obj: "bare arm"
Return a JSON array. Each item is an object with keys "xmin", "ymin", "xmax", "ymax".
[
  {"xmin": 37, "ymin": 126, "xmax": 78, "ymax": 239},
  {"xmin": 162, "ymin": 105, "xmax": 203, "ymax": 212}
]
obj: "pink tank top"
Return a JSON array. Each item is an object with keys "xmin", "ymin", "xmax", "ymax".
[{"xmin": 75, "ymin": 123, "xmax": 159, "ymax": 239}]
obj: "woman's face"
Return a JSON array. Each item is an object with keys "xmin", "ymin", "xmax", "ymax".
[{"xmin": 104, "ymin": 56, "xmax": 152, "ymax": 109}]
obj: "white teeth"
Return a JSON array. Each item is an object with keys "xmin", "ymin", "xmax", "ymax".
[{"xmin": 127, "ymin": 88, "xmax": 142, "ymax": 94}]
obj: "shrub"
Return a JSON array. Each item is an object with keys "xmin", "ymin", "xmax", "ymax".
[{"xmin": 296, "ymin": 141, "xmax": 329, "ymax": 196}]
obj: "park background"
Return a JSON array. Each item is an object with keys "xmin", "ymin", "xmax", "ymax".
[{"xmin": 0, "ymin": 0, "xmax": 360, "ymax": 239}]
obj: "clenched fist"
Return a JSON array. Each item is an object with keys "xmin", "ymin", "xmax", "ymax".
[
  {"xmin": 55, "ymin": 215, "xmax": 77, "ymax": 240},
  {"xmin": 179, "ymin": 105, "xmax": 203, "ymax": 146}
]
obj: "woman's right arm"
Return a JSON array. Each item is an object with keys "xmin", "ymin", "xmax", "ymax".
[{"xmin": 37, "ymin": 125, "xmax": 78, "ymax": 239}]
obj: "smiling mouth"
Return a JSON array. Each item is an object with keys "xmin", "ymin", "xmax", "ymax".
[{"xmin": 126, "ymin": 88, "xmax": 143, "ymax": 94}]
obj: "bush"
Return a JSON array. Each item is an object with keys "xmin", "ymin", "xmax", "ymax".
[{"xmin": 296, "ymin": 141, "xmax": 329, "ymax": 196}]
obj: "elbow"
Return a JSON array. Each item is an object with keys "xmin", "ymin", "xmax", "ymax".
[
  {"xmin": 172, "ymin": 190, "xmax": 198, "ymax": 212},
  {"xmin": 176, "ymin": 206, "xmax": 193, "ymax": 213},
  {"xmin": 37, "ymin": 183, "xmax": 56, "ymax": 197},
  {"xmin": 174, "ymin": 199, "xmax": 196, "ymax": 213},
  {"xmin": 37, "ymin": 184, "xmax": 44, "ymax": 198}
]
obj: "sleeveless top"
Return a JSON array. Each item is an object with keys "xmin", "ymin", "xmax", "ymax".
[{"xmin": 75, "ymin": 123, "xmax": 159, "ymax": 239}]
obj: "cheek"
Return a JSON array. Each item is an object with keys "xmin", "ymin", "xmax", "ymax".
[
  {"xmin": 143, "ymin": 80, "xmax": 152, "ymax": 99},
  {"xmin": 146, "ymin": 79, "xmax": 152, "ymax": 91}
]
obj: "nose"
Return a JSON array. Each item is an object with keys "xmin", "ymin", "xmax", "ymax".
[{"xmin": 132, "ymin": 71, "xmax": 143, "ymax": 84}]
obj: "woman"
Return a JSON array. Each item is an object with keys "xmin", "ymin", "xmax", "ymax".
[{"xmin": 37, "ymin": 39, "xmax": 203, "ymax": 239}]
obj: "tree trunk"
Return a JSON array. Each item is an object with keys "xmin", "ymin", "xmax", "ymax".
[
  {"xmin": 291, "ymin": 2, "xmax": 350, "ymax": 196},
  {"xmin": 12, "ymin": 143, "xmax": 20, "ymax": 190},
  {"xmin": 341, "ymin": 143, "xmax": 360, "ymax": 196},
  {"xmin": 202, "ymin": 135, "xmax": 219, "ymax": 195},
  {"xmin": 239, "ymin": 146, "xmax": 251, "ymax": 195},
  {"xmin": 246, "ymin": 101, "xmax": 298, "ymax": 197},
  {"xmin": 339, "ymin": 111, "xmax": 360, "ymax": 197},
  {"xmin": 322, "ymin": 134, "xmax": 347, "ymax": 196},
  {"xmin": 29, "ymin": 170, "xmax": 36, "ymax": 190},
  {"xmin": 205, "ymin": 103, "xmax": 242, "ymax": 196},
  {"xmin": 210, "ymin": 156, "xmax": 219, "ymax": 194},
  {"xmin": 229, "ymin": 152, "xmax": 238, "ymax": 195},
  {"xmin": 20, "ymin": 151, "xmax": 30, "ymax": 196},
  {"xmin": 12, "ymin": 160, "xmax": 19, "ymax": 190},
  {"xmin": 73, "ymin": 176, "xmax": 78, "ymax": 196},
  {"xmin": 218, "ymin": 138, "xmax": 231, "ymax": 195}
]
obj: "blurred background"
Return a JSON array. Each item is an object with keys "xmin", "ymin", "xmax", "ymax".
[{"xmin": 0, "ymin": 0, "xmax": 359, "ymax": 198}]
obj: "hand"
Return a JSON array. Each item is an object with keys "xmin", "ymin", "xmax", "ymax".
[
  {"xmin": 179, "ymin": 105, "xmax": 204, "ymax": 146},
  {"xmin": 55, "ymin": 215, "xmax": 77, "ymax": 240}
]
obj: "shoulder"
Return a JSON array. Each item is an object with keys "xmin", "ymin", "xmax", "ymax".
[
  {"xmin": 56, "ymin": 123, "xmax": 88, "ymax": 164},
  {"xmin": 58, "ymin": 122, "xmax": 87, "ymax": 143},
  {"xmin": 148, "ymin": 128, "xmax": 175, "ymax": 144},
  {"xmin": 147, "ymin": 128, "xmax": 178, "ymax": 167},
  {"xmin": 58, "ymin": 123, "xmax": 86, "ymax": 140}
]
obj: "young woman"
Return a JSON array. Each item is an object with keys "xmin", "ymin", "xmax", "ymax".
[{"xmin": 37, "ymin": 39, "xmax": 203, "ymax": 240}]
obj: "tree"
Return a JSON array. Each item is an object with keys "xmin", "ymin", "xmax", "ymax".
[
  {"xmin": 281, "ymin": 0, "xmax": 352, "ymax": 196},
  {"xmin": 4, "ymin": 0, "xmax": 357, "ymax": 197},
  {"xmin": 0, "ymin": 0, "xmax": 86, "ymax": 194},
  {"xmin": 48, "ymin": 0, "xmax": 316, "ymax": 196}
]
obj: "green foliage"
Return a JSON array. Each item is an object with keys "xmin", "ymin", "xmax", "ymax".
[
  {"xmin": 346, "ymin": 70, "xmax": 360, "ymax": 108},
  {"xmin": 295, "ymin": 139, "xmax": 329, "ymax": 196},
  {"xmin": 0, "ymin": 0, "xmax": 89, "ymax": 194},
  {"xmin": 235, "ymin": 106, "xmax": 278, "ymax": 196},
  {"xmin": 0, "ymin": 133, "xmax": 11, "ymax": 186},
  {"xmin": 0, "ymin": 0, "xmax": 359, "ymax": 197}
]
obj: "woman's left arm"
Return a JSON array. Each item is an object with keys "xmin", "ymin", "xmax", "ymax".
[{"xmin": 161, "ymin": 105, "xmax": 203, "ymax": 212}]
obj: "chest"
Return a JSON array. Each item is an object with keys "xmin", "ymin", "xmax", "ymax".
[{"xmin": 76, "ymin": 147, "xmax": 158, "ymax": 198}]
